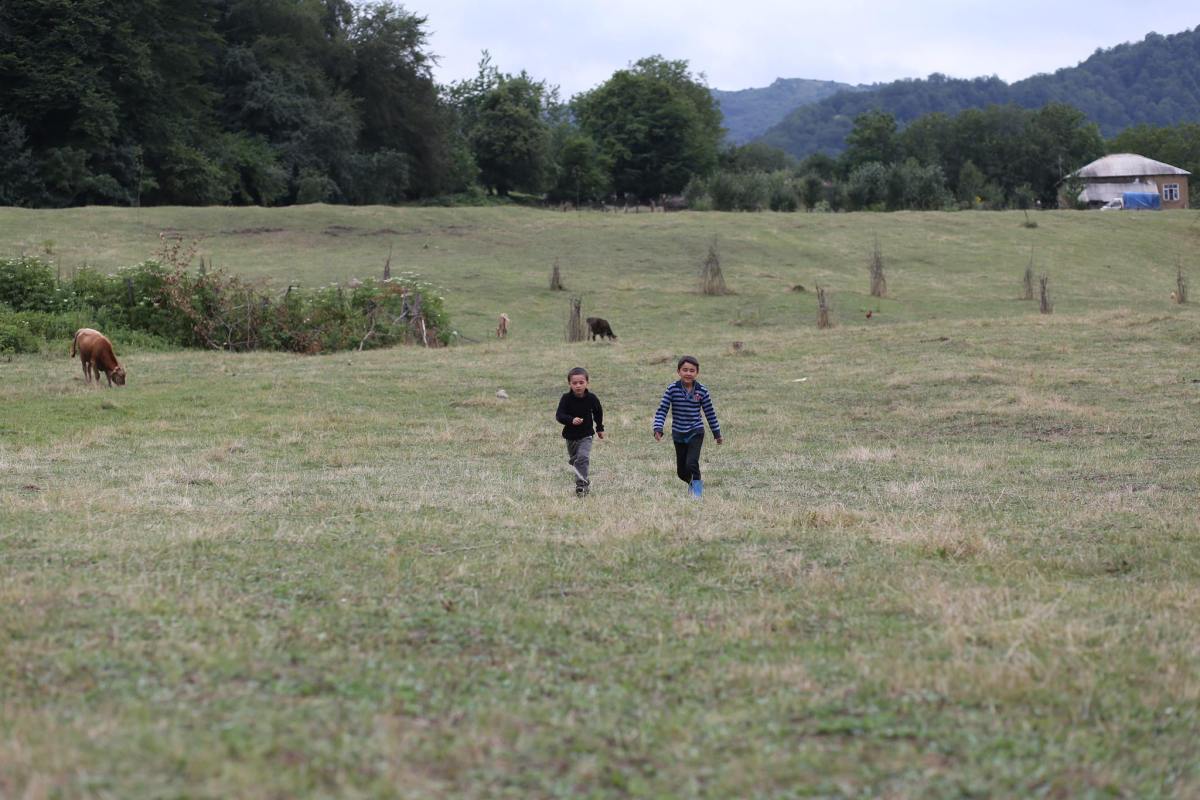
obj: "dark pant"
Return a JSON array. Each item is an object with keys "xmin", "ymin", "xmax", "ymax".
[{"xmin": 674, "ymin": 432, "xmax": 703, "ymax": 483}]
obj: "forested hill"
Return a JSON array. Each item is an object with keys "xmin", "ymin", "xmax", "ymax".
[
  {"xmin": 760, "ymin": 26, "xmax": 1200, "ymax": 157},
  {"xmin": 711, "ymin": 78, "xmax": 862, "ymax": 144}
]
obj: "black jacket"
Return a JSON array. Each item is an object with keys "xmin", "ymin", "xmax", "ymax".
[{"xmin": 556, "ymin": 390, "xmax": 604, "ymax": 440}]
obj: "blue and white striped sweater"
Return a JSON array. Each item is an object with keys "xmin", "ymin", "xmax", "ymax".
[{"xmin": 653, "ymin": 380, "xmax": 721, "ymax": 438}]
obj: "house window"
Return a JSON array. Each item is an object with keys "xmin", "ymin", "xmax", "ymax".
[{"xmin": 1163, "ymin": 184, "xmax": 1180, "ymax": 202}]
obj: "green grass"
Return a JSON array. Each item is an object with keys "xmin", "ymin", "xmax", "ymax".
[{"xmin": 3, "ymin": 206, "xmax": 1199, "ymax": 798}]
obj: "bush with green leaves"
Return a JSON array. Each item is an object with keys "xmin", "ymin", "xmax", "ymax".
[
  {"xmin": 0, "ymin": 308, "xmax": 94, "ymax": 344},
  {"xmin": 0, "ymin": 308, "xmax": 172, "ymax": 353},
  {"xmin": 684, "ymin": 170, "xmax": 808, "ymax": 212},
  {"xmin": 682, "ymin": 176, "xmax": 712, "ymax": 210},
  {"xmin": 801, "ymin": 174, "xmax": 825, "ymax": 210},
  {"xmin": 847, "ymin": 162, "xmax": 889, "ymax": 210},
  {"xmin": 0, "ymin": 256, "xmax": 74, "ymax": 312},
  {"xmin": 886, "ymin": 159, "xmax": 951, "ymax": 210},
  {"xmin": 711, "ymin": 170, "xmax": 769, "ymax": 211},
  {"xmin": 144, "ymin": 267, "xmax": 451, "ymax": 353},
  {"xmin": 0, "ymin": 256, "xmax": 452, "ymax": 354},
  {"xmin": 0, "ymin": 319, "xmax": 40, "ymax": 355},
  {"xmin": 766, "ymin": 172, "xmax": 800, "ymax": 212}
]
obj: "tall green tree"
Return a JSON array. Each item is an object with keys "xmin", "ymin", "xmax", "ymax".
[
  {"xmin": 216, "ymin": 0, "xmax": 360, "ymax": 202},
  {"xmin": 574, "ymin": 56, "xmax": 723, "ymax": 200},
  {"xmin": 446, "ymin": 54, "xmax": 560, "ymax": 197},
  {"xmin": 0, "ymin": 115, "xmax": 42, "ymax": 205},
  {"xmin": 470, "ymin": 77, "xmax": 551, "ymax": 196},
  {"xmin": 547, "ymin": 134, "xmax": 611, "ymax": 204},
  {"xmin": 842, "ymin": 110, "xmax": 899, "ymax": 172},
  {"xmin": 1024, "ymin": 103, "xmax": 1104, "ymax": 204},
  {"xmin": 348, "ymin": 2, "xmax": 453, "ymax": 199},
  {"xmin": 897, "ymin": 112, "xmax": 953, "ymax": 168}
]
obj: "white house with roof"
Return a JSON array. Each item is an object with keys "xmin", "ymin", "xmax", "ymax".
[{"xmin": 1066, "ymin": 153, "xmax": 1190, "ymax": 209}]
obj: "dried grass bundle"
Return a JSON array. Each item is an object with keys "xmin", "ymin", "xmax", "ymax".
[{"xmin": 700, "ymin": 237, "xmax": 729, "ymax": 295}]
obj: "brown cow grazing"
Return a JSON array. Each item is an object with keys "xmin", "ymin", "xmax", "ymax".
[
  {"xmin": 496, "ymin": 313, "xmax": 510, "ymax": 339},
  {"xmin": 586, "ymin": 317, "xmax": 617, "ymax": 341},
  {"xmin": 71, "ymin": 328, "xmax": 126, "ymax": 387}
]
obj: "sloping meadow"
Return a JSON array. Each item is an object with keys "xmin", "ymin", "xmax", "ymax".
[{"xmin": 2, "ymin": 206, "xmax": 1198, "ymax": 797}]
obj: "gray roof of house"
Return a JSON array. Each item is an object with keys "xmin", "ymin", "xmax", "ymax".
[{"xmin": 1072, "ymin": 153, "xmax": 1190, "ymax": 178}]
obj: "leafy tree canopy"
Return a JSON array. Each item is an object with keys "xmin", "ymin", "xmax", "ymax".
[
  {"xmin": 719, "ymin": 142, "xmax": 796, "ymax": 173},
  {"xmin": 574, "ymin": 56, "xmax": 723, "ymax": 199},
  {"xmin": 446, "ymin": 54, "xmax": 560, "ymax": 197}
]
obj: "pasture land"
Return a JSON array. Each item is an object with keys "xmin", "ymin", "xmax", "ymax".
[{"xmin": 2, "ymin": 206, "xmax": 1199, "ymax": 798}]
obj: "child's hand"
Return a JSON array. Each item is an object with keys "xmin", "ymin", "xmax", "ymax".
[
  {"xmin": 653, "ymin": 431, "xmax": 663, "ymax": 441},
  {"xmin": 572, "ymin": 417, "xmax": 583, "ymax": 425},
  {"xmin": 597, "ymin": 431, "xmax": 605, "ymax": 440},
  {"xmin": 716, "ymin": 437, "xmax": 724, "ymax": 445}
]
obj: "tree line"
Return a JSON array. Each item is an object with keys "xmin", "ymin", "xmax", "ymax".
[
  {"xmin": 0, "ymin": 0, "xmax": 719, "ymax": 207},
  {"xmin": 0, "ymin": 1, "xmax": 1195, "ymax": 210},
  {"xmin": 687, "ymin": 105, "xmax": 1200, "ymax": 212}
]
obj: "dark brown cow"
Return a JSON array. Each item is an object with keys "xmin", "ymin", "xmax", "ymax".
[
  {"xmin": 71, "ymin": 328, "xmax": 126, "ymax": 387},
  {"xmin": 586, "ymin": 317, "xmax": 617, "ymax": 341}
]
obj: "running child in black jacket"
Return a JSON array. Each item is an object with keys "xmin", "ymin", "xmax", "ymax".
[{"xmin": 555, "ymin": 367, "xmax": 605, "ymax": 496}]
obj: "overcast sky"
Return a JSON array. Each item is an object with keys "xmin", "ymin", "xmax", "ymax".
[{"xmin": 401, "ymin": 1, "xmax": 1197, "ymax": 96}]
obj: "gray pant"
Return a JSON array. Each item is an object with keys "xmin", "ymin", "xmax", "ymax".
[{"xmin": 566, "ymin": 436, "xmax": 593, "ymax": 491}]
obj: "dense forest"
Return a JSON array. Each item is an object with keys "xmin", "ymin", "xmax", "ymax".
[
  {"xmin": 760, "ymin": 27, "xmax": 1200, "ymax": 157},
  {"xmin": 0, "ymin": 0, "xmax": 455, "ymax": 206},
  {"xmin": 0, "ymin": 2, "xmax": 1197, "ymax": 210},
  {"xmin": 0, "ymin": 0, "xmax": 721, "ymax": 207}
]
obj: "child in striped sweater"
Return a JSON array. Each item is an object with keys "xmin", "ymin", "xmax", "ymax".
[{"xmin": 652, "ymin": 355, "xmax": 722, "ymax": 497}]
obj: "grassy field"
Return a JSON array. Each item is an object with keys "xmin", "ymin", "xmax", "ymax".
[{"xmin": 2, "ymin": 206, "xmax": 1199, "ymax": 798}]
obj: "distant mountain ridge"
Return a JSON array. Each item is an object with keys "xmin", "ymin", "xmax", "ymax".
[
  {"xmin": 756, "ymin": 26, "xmax": 1200, "ymax": 157},
  {"xmin": 711, "ymin": 78, "xmax": 863, "ymax": 144}
]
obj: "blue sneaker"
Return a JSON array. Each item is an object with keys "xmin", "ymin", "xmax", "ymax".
[{"xmin": 689, "ymin": 479, "xmax": 703, "ymax": 498}]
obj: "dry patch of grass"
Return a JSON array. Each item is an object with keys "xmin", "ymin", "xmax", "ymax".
[
  {"xmin": 837, "ymin": 445, "xmax": 895, "ymax": 463},
  {"xmin": 724, "ymin": 659, "xmax": 819, "ymax": 692},
  {"xmin": 1007, "ymin": 386, "xmax": 1112, "ymax": 420},
  {"xmin": 450, "ymin": 395, "xmax": 513, "ymax": 410},
  {"xmin": 868, "ymin": 513, "xmax": 997, "ymax": 560},
  {"xmin": 732, "ymin": 545, "xmax": 848, "ymax": 592}
]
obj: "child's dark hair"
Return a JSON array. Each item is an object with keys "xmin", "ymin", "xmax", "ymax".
[
  {"xmin": 567, "ymin": 366, "xmax": 589, "ymax": 380},
  {"xmin": 677, "ymin": 355, "xmax": 699, "ymax": 370}
]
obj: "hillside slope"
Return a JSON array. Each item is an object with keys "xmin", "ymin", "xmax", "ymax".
[
  {"xmin": 711, "ymin": 77, "xmax": 862, "ymax": 144},
  {"xmin": 1, "ymin": 204, "xmax": 1195, "ymax": 340},
  {"xmin": 761, "ymin": 27, "xmax": 1200, "ymax": 157}
]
